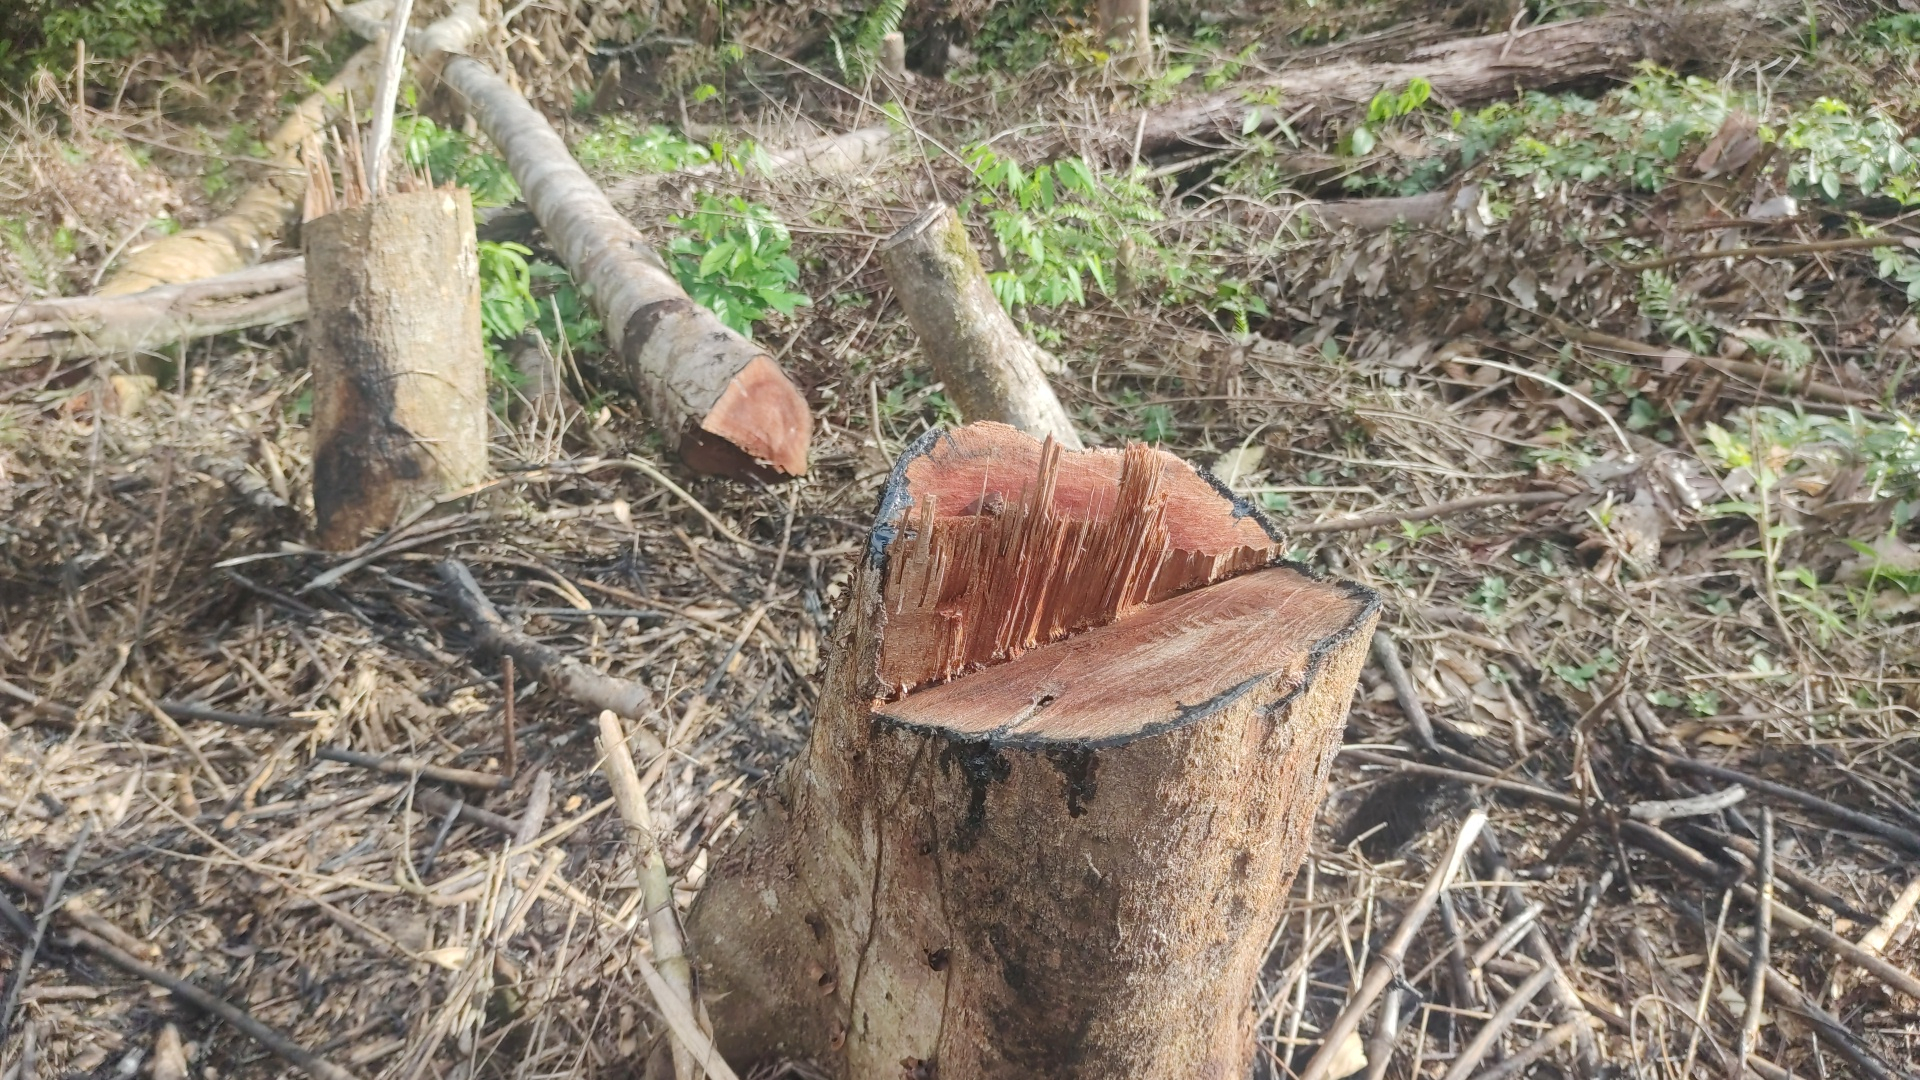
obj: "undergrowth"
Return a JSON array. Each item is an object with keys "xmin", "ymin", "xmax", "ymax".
[
  {"xmin": 0, "ymin": 0, "xmax": 274, "ymax": 83},
  {"xmin": 667, "ymin": 194, "xmax": 810, "ymax": 338},
  {"xmin": 962, "ymin": 146, "xmax": 1267, "ymax": 335},
  {"xmin": 1324, "ymin": 65, "xmax": 1920, "ymax": 206}
]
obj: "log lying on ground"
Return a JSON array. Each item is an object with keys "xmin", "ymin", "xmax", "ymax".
[
  {"xmin": 306, "ymin": 187, "xmax": 488, "ymax": 548},
  {"xmin": 339, "ymin": 0, "xmax": 811, "ymax": 480},
  {"xmin": 1307, "ymin": 184, "xmax": 1480, "ymax": 232},
  {"xmin": 688, "ymin": 421, "xmax": 1380, "ymax": 1079},
  {"xmin": 98, "ymin": 45, "xmax": 380, "ymax": 296},
  {"xmin": 880, "ymin": 204, "xmax": 1081, "ymax": 448},
  {"xmin": 0, "ymin": 259, "xmax": 308, "ymax": 367},
  {"xmin": 1091, "ymin": 3, "xmax": 1777, "ymax": 160}
]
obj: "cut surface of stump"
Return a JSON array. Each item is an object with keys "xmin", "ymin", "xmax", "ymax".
[{"xmin": 688, "ymin": 421, "xmax": 1379, "ymax": 1080}]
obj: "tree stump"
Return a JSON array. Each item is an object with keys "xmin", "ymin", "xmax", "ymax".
[
  {"xmin": 687, "ymin": 422, "xmax": 1380, "ymax": 1079},
  {"xmin": 880, "ymin": 204, "xmax": 1081, "ymax": 449},
  {"xmin": 305, "ymin": 186, "xmax": 487, "ymax": 549}
]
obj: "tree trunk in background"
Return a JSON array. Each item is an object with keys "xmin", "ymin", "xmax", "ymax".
[
  {"xmin": 1098, "ymin": 0, "xmax": 1151, "ymax": 72},
  {"xmin": 305, "ymin": 187, "xmax": 488, "ymax": 549},
  {"xmin": 687, "ymin": 422, "xmax": 1380, "ymax": 1080},
  {"xmin": 97, "ymin": 45, "xmax": 381, "ymax": 296},
  {"xmin": 880, "ymin": 205, "xmax": 1082, "ymax": 449}
]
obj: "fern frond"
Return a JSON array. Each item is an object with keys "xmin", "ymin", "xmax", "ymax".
[{"xmin": 849, "ymin": 0, "xmax": 907, "ymax": 78}]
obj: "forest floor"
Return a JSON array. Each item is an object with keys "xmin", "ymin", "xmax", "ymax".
[{"xmin": 3, "ymin": 0, "xmax": 1920, "ymax": 1078}]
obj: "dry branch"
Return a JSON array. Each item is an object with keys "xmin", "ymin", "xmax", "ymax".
[
  {"xmin": 314, "ymin": 747, "xmax": 505, "ymax": 790},
  {"xmin": 437, "ymin": 559, "xmax": 656, "ymax": 722},
  {"xmin": 67, "ymin": 929, "xmax": 361, "ymax": 1080},
  {"xmin": 690, "ymin": 422, "xmax": 1379, "ymax": 1079},
  {"xmin": 1649, "ymin": 747, "xmax": 1920, "ymax": 857},
  {"xmin": 1298, "ymin": 810, "xmax": 1486, "ymax": 1080},
  {"xmin": 1558, "ymin": 322, "xmax": 1881, "ymax": 409},
  {"xmin": 0, "ymin": 259, "xmax": 307, "ymax": 366},
  {"xmin": 597, "ymin": 711, "xmax": 706, "ymax": 1080}
]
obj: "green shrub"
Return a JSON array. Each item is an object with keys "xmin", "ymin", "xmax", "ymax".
[
  {"xmin": 573, "ymin": 118, "xmax": 712, "ymax": 175},
  {"xmin": 666, "ymin": 194, "xmax": 810, "ymax": 337},
  {"xmin": 1, "ymin": 0, "xmax": 275, "ymax": 83}
]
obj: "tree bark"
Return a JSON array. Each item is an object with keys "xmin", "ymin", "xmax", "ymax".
[
  {"xmin": 97, "ymin": 45, "xmax": 380, "ymax": 296},
  {"xmin": 1097, "ymin": 0, "xmax": 1151, "ymax": 72},
  {"xmin": 688, "ymin": 421, "xmax": 1380, "ymax": 1080},
  {"xmin": 305, "ymin": 187, "xmax": 488, "ymax": 549},
  {"xmin": 0, "ymin": 259, "xmax": 308, "ymax": 367},
  {"xmin": 338, "ymin": 0, "xmax": 812, "ymax": 481},
  {"xmin": 1089, "ymin": 2, "xmax": 1778, "ymax": 160},
  {"xmin": 880, "ymin": 204, "xmax": 1082, "ymax": 449}
]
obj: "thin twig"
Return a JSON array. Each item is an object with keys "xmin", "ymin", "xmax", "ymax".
[
  {"xmin": 1733, "ymin": 810, "xmax": 1775, "ymax": 1076},
  {"xmin": 363, "ymin": 0, "xmax": 416, "ymax": 196},
  {"xmin": 315, "ymin": 747, "xmax": 505, "ymax": 790},
  {"xmin": 501, "ymin": 654, "xmax": 518, "ymax": 781},
  {"xmin": 597, "ymin": 710, "xmax": 703, "ymax": 1080},
  {"xmin": 439, "ymin": 559, "xmax": 657, "ymax": 723},
  {"xmin": 66, "ymin": 925, "xmax": 363, "ymax": 1080},
  {"xmin": 1470, "ymin": 1020, "xmax": 1586, "ymax": 1080},
  {"xmin": 1293, "ymin": 491, "xmax": 1567, "ymax": 534},
  {"xmin": 1613, "ymin": 233, "xmax": 1917, "ymax": 273},
  {"xmin": 0, "ymin": 823, "xmax": 91, "ymax": 1043},
  {"xmin": 1440, "ymin": 959, "xmax": 1557, "ymax": 1080},
  {"xmin": 1709, "ymin": 925, "xmax": 1912, "ymax": 1080},
  {"xmin": 1650, "ymin": 747, "xmax": 1920, "ymax": 858},
  {"xmin": 1297, "ymin": 809, "xmax": 1488, "ymax": 1080}
]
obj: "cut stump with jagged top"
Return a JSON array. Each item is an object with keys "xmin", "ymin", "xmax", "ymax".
[{"xmin": 687, "ymin": 422, "xmax": 1380, "ymax": 1080}]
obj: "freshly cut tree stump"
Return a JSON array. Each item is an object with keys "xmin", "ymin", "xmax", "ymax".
[
  {"xmin": 688, "ymin": 422, "xmax": 1379, "ymax": 1080},
  {"xmin": 880, "ymin": 204, "xmax": 1081, "ymax": 449},
  {"xmin": 305, "ymin": 187, "xmax": 487, "ymax": 549}
]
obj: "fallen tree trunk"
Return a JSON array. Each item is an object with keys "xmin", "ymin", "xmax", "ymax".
[
  {"xmin": 880, "ymin": 204, "xmax": 1082, "ymax": 448},
  {"xmin": 0, "ymin": 259, "xmax": 307, "ymax": 366},
  {"xmin": 1093, "ymin": 3, "xmax": 1777, "ymax": 160},
  {"xmin": 340, "ymin": 0, "xmax": 811, "ymax": 480},
  {"xmin": 688, "ymin": 421, "xmax": 1380, "ymax": 1079},
  {"xmin": 97, "ymin": 45, "xmax": 381, "ymax": 295},
  {"xmin": 1307, "ymin": 184, "xmax": 1479, "ymax": 232}
]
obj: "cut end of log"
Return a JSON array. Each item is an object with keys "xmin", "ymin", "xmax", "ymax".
[
  {"xmin": 869, "ymin": 421, "xmax": 1290, "ymax": 697},
  {"xmin": 678, "ymin": 353, "xmax": 813, "ymax": 480}
]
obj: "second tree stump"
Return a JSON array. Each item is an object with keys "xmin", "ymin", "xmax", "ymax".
[
  {"xmin": 305, "ymin": 186, "xmax": 488, "ymax": 549},
  {"xmin": 688, "ymin": 422, "xmax": 1379, "ymax": 1079}
]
